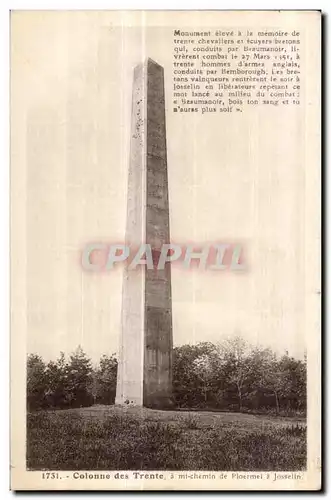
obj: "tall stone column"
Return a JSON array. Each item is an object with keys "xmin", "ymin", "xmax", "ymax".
[{"xmin": 115, "ymin": 58, "xmax": 173, "ymax": 409}]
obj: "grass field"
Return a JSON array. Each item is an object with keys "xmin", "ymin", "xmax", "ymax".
[{"xmin": 27, "ymin": 405, "xmax": 306, "ymax": 471}]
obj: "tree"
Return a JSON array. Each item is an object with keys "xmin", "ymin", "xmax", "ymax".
[
  {"xmin": 26, "ymin": 340, "xmax": 307, "ymax": 414},
  {"xmin": 260, "ymin": 353, "xmax": 284, "ymax": 414},
  {"xmin": 27, "ymin": 354, "xmax": 47, "ymax": 410},
  {"xmin": 66, "ymin": 346, "xmax": 93, "ymax": 407},
  {"xmin": 192, "ymin": 353, "xmax": 215, "ymax": 404},
  {"xmin": 45, "ymin": 352, "xmax": 69, "ymax": 408},
  {"xmin": 277, "ymin": 353, "xmax": 307, "ymax": 411},
  {"xmin": 95, "ymin": 354, "xmax": 118, "ymax": 404},
  {"xmin": 173, "ymin": 342, "xmax": 218, "ymax": 407}
]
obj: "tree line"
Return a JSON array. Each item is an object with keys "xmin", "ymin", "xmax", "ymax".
[{"xmin": 27, "ymin": 337, "xmax": 306, "ymax": 415}]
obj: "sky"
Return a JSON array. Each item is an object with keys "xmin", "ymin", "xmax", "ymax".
[{"xmin": 11, "ymin": 11, "xmax": 310, "ymax": 362}]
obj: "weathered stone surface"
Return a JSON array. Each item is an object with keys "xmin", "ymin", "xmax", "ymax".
[{"xmin": 115, "ymin": 59, "xmax": 173, "ymax": 409}]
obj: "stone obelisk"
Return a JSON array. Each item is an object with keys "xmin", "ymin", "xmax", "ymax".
[{"xmin": 115, "ymin": 58, "xmax": 173, "ymax": 409}]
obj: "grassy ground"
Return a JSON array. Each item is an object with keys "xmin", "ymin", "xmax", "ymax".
[{"xmin": 27, "ymin": 405, "xmax": 306, "ymax": 471}]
